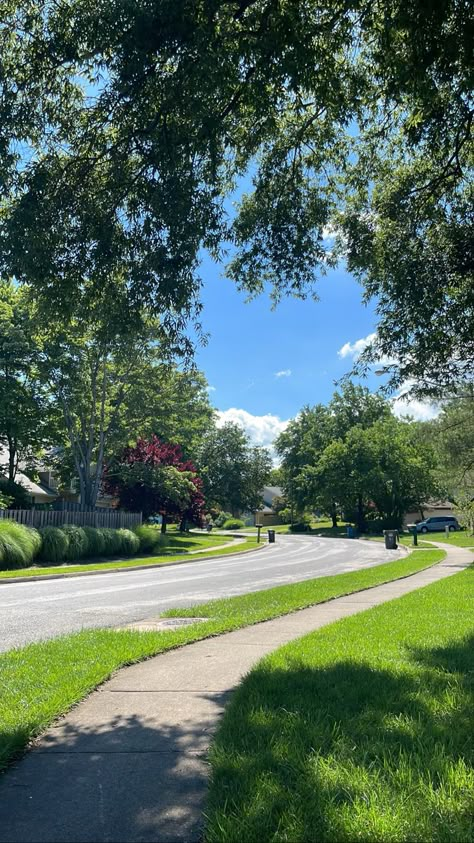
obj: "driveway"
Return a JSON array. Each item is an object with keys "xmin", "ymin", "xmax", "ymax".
[{"xmin": 0, "ymin": 535, "xmax": 402, "ymax": 651}]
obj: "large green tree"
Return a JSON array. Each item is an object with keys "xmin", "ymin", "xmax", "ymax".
[
  {"xmin": 198, "ymin": 422, "xmax": 272, "ymax": 515},
  {"xmin": 430, "ymin": 390, "xmax": 474, "ymax": 499},
  {"xmin": 277, "ymin": 385, "xmax": 438, "ymax": 530},
  {"xmin": 276, "ymin": 384, "xmax": 390, "ymax": 526},
  {"xmin": 0, "ymin": 282, "xmax": 48, "ymax": 481},
  {"xmin": 0, "ymin": 1, "xmax": 471, "ymax": 389},
  {"xmin": 38, "ymin": 305, "xmax": 213, "ymax": 508}
]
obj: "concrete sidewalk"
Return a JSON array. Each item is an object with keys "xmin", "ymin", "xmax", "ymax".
[{"xmin": 0, "ymin": 543, "xmax": 471, "ymax": 843}]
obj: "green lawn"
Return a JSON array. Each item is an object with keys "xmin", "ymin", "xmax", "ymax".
[
  {"xmin": 239, "ymin": 521, "xmax": 351, "ymax": 537},
  {"xmin": 367, "ymin": 534, "xmax": 433, "ymax": 548},
  {"xmin": 421, "ymin": 530, "xmax": 474, "ymax": 547},
  {"xmin": 0, "ymin": 534, "xmax": 256, "ymax": 579},
  {"xmin": 205, "ymin": 565, "xmax": 474, "ymax": 843},
  {"xmin": 368, "ymin": 531, "xmax": 474, "ymax": 549},
  {"xmin": 0, "ymin": 548, "xmax": 442, "ymax": 771}
]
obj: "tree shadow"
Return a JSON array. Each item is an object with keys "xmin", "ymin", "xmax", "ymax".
[
  {"xmin": 0, "ymin": 688, "xmax": 232, "ymax": 843},
  {"xmin": 206, "ymin": 636, "xmax": 474, "ymax": 842}
]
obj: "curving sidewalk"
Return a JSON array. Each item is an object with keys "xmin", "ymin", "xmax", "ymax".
[{"xmin": 0, "ymin": 543, "xmax": 471, "ymax": 843}]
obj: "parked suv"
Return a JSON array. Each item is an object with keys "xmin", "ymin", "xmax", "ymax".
[{"xmin": 415, "ymin": 516, "xmax": 460, "ymax": 533}]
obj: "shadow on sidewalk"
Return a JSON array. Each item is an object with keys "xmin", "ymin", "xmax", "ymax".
[{"xmin": 0, "ymin": 689, "xmax": 232, "ymax": 843}]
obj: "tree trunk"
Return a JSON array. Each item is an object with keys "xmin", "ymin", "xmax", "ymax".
[
  {"xmin": 161, "ymin": 515, "xmax": 168, "ymax": 534},
  {"xmin": 330, "ymin": 505, "xmax": 338, "ymax": 529},
  {"xmin": 179, "ymin": 516, "xmax": 187, "ymax": 532},
  {"xmin": 7, "ymin": 436, "xmax": 16, "ymax": 482}
]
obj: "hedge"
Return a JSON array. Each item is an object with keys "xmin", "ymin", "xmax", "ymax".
[
  {"xmin": 0, "ymin": 521, "xmax": 148, "ymax": 570},
  {"xmin": 0, "ymin": 521, "xmax": 41, "ymax": 569}
]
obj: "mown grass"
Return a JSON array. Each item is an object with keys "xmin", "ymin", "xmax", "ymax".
[
  {"xmin": 238, "ymin": 520, "xmax": 349, "ymax": 537},
  {"xmin": 162, "ymin": 549, "xmax": 442, "ymax": 624},
  {"xmin": 367, "ymin": 534, "xmax": 433, "ymax": 548},
  {"xmin": 0, "ymin": 548, "xmax": 443, "ymax": 771},
  {"xmin": 0, "ymin": 534, "xmax": 253, "ymax": 579},
  {"xmin": 419, "ymin": 530, "xmax": 474, "ymax": 547},
  {"xmin": 205, "ymin": 565, "xmax": 474, "ymax": 843}
]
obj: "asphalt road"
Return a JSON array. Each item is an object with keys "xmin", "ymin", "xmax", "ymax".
[{"xmin": 0, "ymin": 535, "xmax": 402, "ymax": 651}]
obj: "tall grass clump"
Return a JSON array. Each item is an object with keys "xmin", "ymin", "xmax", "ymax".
[
  {"xmin": 99, "ymin": 528, "xmax": 122, "ymax": 556},
  {"xmin": 61, "ymin": 525, "xmax": 89, "ymax": 561},
  {"xmin": 117, "ymin": 528, "xmax": 140, "ymax": 557},
  {"xmin": 82, "ymin": 526, "xmax": 106, "ymax": 558},
  {"xmin": 0, "ymin": 521, "xmax": 41, "ymax": 569},
  {"xmin": 38, "ymin": 527, "xmax": 69, "ymax": 564},
  {"xmin": 134, "ymin": 524, "xmax": 167, "ymax": 553}
]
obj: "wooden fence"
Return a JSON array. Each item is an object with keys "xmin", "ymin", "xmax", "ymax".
[{"xmin": 0, "ymin": 509, "xmax": 142, "ymax": 530}]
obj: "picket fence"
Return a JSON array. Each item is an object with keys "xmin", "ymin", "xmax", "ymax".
[{"xmin": 0, "ymin": 508, "xmax": 142, "ymax": 530}]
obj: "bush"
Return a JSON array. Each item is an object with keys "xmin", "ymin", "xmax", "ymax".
[
  {"xmin": 82, "ymin": 526, "xmax": 106, "ymax": 558},
  {"xmin": 38, "ymin": 526, "xmax": 69, "ymax": 564},
  {"xmin": 0, "ymin": 521, "xmax": 41, "ymax": 569},
  {"xmin": 61, "ymin": 524, "xmax": 89, "ymax": 560},
  {"xmin": 223, "ymin": 518, "xmax": 245, "ymax": 530},
  {"xmin": 289, "ymin": 521, "xmax": 311, "ymax": 533},
  {"xmin": 278, "ymin": 507, "xmax": 292, "ymax": 524},
  {"xmin": 0, "ymin": 478, "xmax": 32, "ymax": 509},
  {"xmin": 135, "ymin": 524, "xmax": 161, "ymax": 553},
  {"xmin": 366, "ymin": 516, "xmax": 403, "ymax": 533},
  {"xmin": 134, "ymin": 524, "xmax": 170, "ymax": 554},
  {"xmin": 117, "ymin": 528, "xmax": 140, "ymax": 557},
  {"xmin": 99, "ymin": 528, "xmax": 123, "ymax": 556},
  {"xmin": 214, "ymin": 511, "xmax": 233, "ymax": 528}
]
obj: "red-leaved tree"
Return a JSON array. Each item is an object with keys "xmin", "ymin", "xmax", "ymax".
[{"xmin": 105, "ymin": 436, "xmax": 205, "ymax": 532}]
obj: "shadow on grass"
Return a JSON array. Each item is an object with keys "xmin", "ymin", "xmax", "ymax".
[
  {"xmin": 206, "ymin": 636, "xmax": 474, "ymax": 842},
  {"xmin": 0, "ymin": 686, "xmax": 231, "ymax": 842}
]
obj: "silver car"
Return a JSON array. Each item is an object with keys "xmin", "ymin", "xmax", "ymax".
[{"xmin": 415, "ymin": 516, "xmax": 460, "ymax": 533}]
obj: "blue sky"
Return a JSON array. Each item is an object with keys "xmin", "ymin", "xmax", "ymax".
[{"xmin": 193, "ymin": 252, "xmax": 438, "ymax": 454}]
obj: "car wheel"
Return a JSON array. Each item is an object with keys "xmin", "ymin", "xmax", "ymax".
[
  {"xmin": 421, "ymin": 526, "xmax": 428, "ymax": 533},
  {"xmin": 449, "ymin": 525, "xmax": 456, "ymax": 532}
]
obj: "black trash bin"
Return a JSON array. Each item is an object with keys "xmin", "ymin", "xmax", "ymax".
[
  {"xmin": 268, "ymin": 529, "xmax": 276, "ymax": 543},
  {"xmin": 383, "ymin": 529, "xmax": 398, "ymax": 550}
]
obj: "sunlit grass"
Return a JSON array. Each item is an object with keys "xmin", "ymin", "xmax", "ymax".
[
  {"xmin": 0, "ymin": 548, "xmax": 443, "ymax": 771},
  {"xmin": 205, "ymin": 566, "xmax": 474, "ymax": 843}
]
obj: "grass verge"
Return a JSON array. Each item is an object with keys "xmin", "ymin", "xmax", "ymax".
[
  {"xmin": 162, "ymin": 548, "xmax": 442, "ymax": 623},
  {"xmin": 0, "ymin": 549, "xmax": 443, "ymax": 771},
  {"xmin": 239, "ymin": 520, "xmax": 349, "ymax": 537},
  {"xmin": 205, "ymin": 565, "xmax": 474, "ymax": 843},
  {"xmin": 415, "ymin": 530, "xmax": 474, "ymax": 547},
  {"xmin": 0, "ymin": 537, "xmax": 258, "ymax": 579}
]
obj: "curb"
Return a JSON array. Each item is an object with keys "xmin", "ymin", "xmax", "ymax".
[{"xmin": 0, "ymin": 541, "xmax": 266, "ymax": 585}]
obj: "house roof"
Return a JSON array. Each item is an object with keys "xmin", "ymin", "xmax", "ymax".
[
  {"xmin": 0, "ymin": 446, "xmax": 57, "ymax": 501},
  {"xmin": 11, "ymin": 471, "xmax": 57, "ymax": 501},
  {"xmin": 262, "ymin": 486, "xmax": 283, "ymax": 507}
]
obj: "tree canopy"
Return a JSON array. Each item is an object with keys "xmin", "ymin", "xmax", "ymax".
[
  {"xmin": 276, "ymin": 384, "xmax": 438, "ymax": 529},
  {"xmin": 105, "ymin": 436, "xmax": 205, "ymax": 529},
  {"xmin": 0, "ymin": 282, "xmax": 49, "ymax": 482},
  {"xmin": 198, "ymin": 421, "xmax": 272, "ymax": 515},
  {"xmin": 0, "ymin": 0, "xmax": 471, "ymax": 389}
]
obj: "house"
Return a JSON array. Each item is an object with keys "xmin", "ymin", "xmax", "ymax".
[
  {"xmin": 0, "ymin": 447, "xmax": 58, "ymax": 505},
  {"xmin": 254, "ymin": 486, "xmax": 284, "ymax": 527},
  {"xmin": 0, "ymin": 447, "xmax": 116, "ymax": 509},
  {"xmin": 403, "ymin": 499, "xmax": 456, "ymax": 527}
]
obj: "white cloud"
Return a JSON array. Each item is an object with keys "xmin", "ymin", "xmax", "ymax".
[
  {"xmin": 274, "ymin": 369, "xmax": 292, "ymax": 378},
  {"xmin": 216, "ymin": 407, "xmax": 290, "ymax": 458},
  {"xmin": 392, "ymin": 382, "xmax": 440, "ymax": 422},
  {"xmin": 338, "ymin": 332, "xmax": 377, "ymax": 360},
  {"xmin": 207, "ymin": 385, "xmax": 217, "ymax": 392}
]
